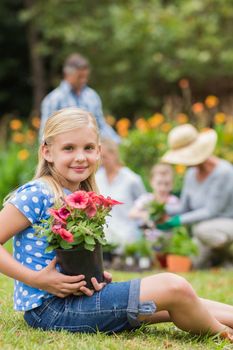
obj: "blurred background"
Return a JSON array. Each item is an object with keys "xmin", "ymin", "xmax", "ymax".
[
  {"xmin": 0, "ymin": 0, "xmax": 233, "ymax": 269},
  {"xmin": 0, "ymin": 0, "xmax": 233, "ymax": 201}
]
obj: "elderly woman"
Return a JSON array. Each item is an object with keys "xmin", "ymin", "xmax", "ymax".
[
  {"xmin": 159, "ymin": 124, "xmax": 233, "ymax": 269},
  {"xmin": 96, "ymin": 138, "xmax": 146, "ymax": 253}
]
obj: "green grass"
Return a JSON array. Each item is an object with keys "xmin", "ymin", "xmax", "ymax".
[{"xmin": 0, "ymin": 270, "xmax": 232, "ymax": 350}]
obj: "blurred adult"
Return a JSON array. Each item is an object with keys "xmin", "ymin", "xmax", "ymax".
[
  {"xmin": 96, "ymin": 138, "xmax": 146, "ymax": 253},
  {"xmin": 159, "ymin": 124, "xmax": 233, "ymax": 269},
  {"xmin": 39, "ymin": 53, "xmax": 120, "ymax": 142}
]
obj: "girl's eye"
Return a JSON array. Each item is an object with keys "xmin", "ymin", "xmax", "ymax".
[
  {"xmin": 63, "ymin": 145, "xmax": 73, "ymax": 151},
  {"xmin": 85, "ymin": 145, "xmax": 95, "ymax": 151}
]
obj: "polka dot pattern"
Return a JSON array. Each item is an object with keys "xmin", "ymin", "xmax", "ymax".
[{"xmin": 10, "ymin": 179, "xmax": 59, "ymax": 311}]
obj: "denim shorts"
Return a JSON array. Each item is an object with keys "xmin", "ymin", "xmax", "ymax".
[{"xmin": 24, "ymin": 279, "xmax": 156, "ymax": 333}]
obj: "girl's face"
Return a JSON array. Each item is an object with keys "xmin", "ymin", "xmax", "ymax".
[
  {"xmin": 150, "ymin": 175, "xmax": 173, "ymax": 195},
  {"xmin": 43, "ymin": 126, "xmax": 100, "ymax": 192}
]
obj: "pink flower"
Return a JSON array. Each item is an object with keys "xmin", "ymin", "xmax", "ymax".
[
  {"xmin": 103, "ymin": 197, "xmax": 123, "ymax": 208},
  {"xmin": 65, "ymin": 191, "xmax": 89, "ymax": 209},
  {"xmin": 52, "ymin": 223, "xmax": 63, "ymax": 234},
  {"xmin": 48, "ymin": 208, "xmax": 66, "ymax": 224},
  {"xmin": 85, "ymin": 203, "xmax": 97, "ymax": 217},
  {"xmin": 88, "ymin": 192, "xmax": 103, "ymax": 205},
  {"xmin": 57, "ymin": 206, "xmax": 70, "ymax": 220},
  {"xmin": 58, "ymin": 228, "xmax": 74, "ymax": 243}
]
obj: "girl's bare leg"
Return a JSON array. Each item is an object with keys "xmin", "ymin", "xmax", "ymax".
[
  {"xmin": 138, "ymin": 273, "xmax": 233, "ymax": 336},
  {"xmin": 200, "ymin": 298, "xmax": 233, "ymax": 329},
  {"xmin": 141, "ymin": 298, "xmax": 233, "ymax": 329}
]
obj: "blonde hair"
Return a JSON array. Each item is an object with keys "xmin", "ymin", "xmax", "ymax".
[
  {"xmin": 101, "ymin": 137, "xmax": 123, "ymax": 166},
  {"xmin": 34, "ymin": 107, "xmax": 100, "ymax": 203},
  {"xmin": 150, "ymin": 163, "xmax": 173, "ymax": 180}
]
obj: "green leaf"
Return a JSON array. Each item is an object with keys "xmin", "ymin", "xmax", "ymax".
[
  {"xmin": 45, "ymin": 244, "xmax": 59, "ymax": 253},
  {"xmin": 84, "ymin": 236, "xmax": 95, "ymax": 245},
  {"xmin": 96, "ymin": 236, "xmax": 107, "ymax": 245},
  {"xmin": 60, "ymin": 240, "xmax": 72, "ymax": 250},
  {"xmin": 84, "ymin": 243, "xmax": 95, "ymax": 251}
]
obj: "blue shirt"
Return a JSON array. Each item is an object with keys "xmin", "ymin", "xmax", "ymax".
[
  {"xmin": 9, "ymin": 179, "xmax": 57, "ymax": 311},
  {"xmin": 40, "ymin": 80, "xmax": 120, "ymax": 142}
]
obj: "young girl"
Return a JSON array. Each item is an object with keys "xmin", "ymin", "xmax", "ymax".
[
  {"xmin": 0, "ymin": 107, "xmax": 233, "ymax": 341},
  {"xmin": 130, "ymin": 163, "xmax": 178, "ymax": 225}
]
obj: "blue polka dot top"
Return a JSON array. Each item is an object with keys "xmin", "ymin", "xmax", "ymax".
[{"xmin": 9, "ymin": 179, "xmax": 58, "ymax": 311}]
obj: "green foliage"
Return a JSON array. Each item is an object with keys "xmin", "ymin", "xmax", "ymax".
[
  {"xmin": 0, "ymin": 141, "xmax": 37, "ymax": 207},
  {"xmin": 165, "ymin": 226, "xmax": 198, "ymax": 257},
  {"xmin": 124, "ymin": 238, "xmax": 153, "ymax": 258},
  {"xmin": 147, "ymin": 201, "xmax": 166, "ymax": 223},
  {"xmin": 102, "ymin": 242, "xmax": 119, "ymax": 253},
  {"xmin": 120, "ymin": 129, "xmax": 167, "ymax": 189},
  {"xmin": 0, "ymin": 0, "xmax": 31, "ymax": 115},
  {"xmin": 1, "ymin": 0, "xmax": 233, "ymax": 116}
]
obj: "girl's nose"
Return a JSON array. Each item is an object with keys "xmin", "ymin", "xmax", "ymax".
[{"xmin": 75, "ymin": 153, "xmax": 85, "ymax": 162}]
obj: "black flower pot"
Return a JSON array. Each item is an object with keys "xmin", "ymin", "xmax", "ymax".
[{"xmin": 56, "ymin": 243, "xmax": 104, "ymax": 289}]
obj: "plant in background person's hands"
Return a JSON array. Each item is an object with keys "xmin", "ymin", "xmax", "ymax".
[{"xmin": 147, "ymin": 200, "xmax": 167, "ymax": 223}]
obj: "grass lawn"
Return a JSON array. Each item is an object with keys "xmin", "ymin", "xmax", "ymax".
[{"xmin": 0, "ymin": 269, "xmax": 232, "ymax": 350}]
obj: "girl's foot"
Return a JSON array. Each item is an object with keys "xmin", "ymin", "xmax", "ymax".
[{"xmin": 220, "ymin": 331, "xmax": 233, "ymax": 343}]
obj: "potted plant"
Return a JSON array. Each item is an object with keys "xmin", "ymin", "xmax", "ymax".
[
  {"xmin": 34, "ymin": 190, "xmax": 122, "ymax": 288},
  {"xmin": 124, "ymin": 238, "xmax": 153, "ymax": 270},
  {"xmin": 164, "ymin": 226, "xmax": 198, "ymax": 273}
]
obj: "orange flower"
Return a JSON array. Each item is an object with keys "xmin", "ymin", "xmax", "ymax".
[
  {"xmin": 31, "ymin": 116, "xmax": 40, "ymax": 129},
  {"xmin": 105, "ymin": 115, "xmax": 116, "ymax": 126},
  {"xmin": 148, "ymin": 113, "xmax": 164, "ymax": 128},
  {"xmin": 18, "ymin": 149, "xmax": 30, "ymax": 161},
  {"xmin": 192, "ymin": 102, "xmax": 204, "ymax": 114},
  {"xmin": 117, "ymin": 127, "xmax": 129, "ymax": 137},
  {"xmin": 179, "ymin": 79, "xmax": 189, "ymax": 89},
  {"xmin": 116, "ymin": 118, "xmax": 131, "ymax": 137},
  {"xmin": 214, "ymin": 113, "xmax": 226, "ymax": 124},
  {"xmin": 26, "ymin": 129, "xmax": 37, "ymax": 144},
  {"xmin": 160, "ymin": 122, "xmax": 172, "ymax": 133},
  {"xmin": 12, "ymin": 132, "xmax": 25, "ymax": 143},
  {"xmin": 176, "ymin": 113, "xmax": 188, "ymax": 124},
  {"xmin": 10, "ymin": 119, "xmax": 23, "ymax": 131},
  {"xmin": 135, "ymin": 118, "xmax": 149, "ymax": 132},
  {"xmin": 175, "ymin": 165, "xmax": 186, "ymax": 175},
  {"xmin": 116, "ymin": 118, "xmax": 131, "ymax": 129},
  {"xmin": 205, "ymin": 95, "xmax": 219, "ymax": 109}
]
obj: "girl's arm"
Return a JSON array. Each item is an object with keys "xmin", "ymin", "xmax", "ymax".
[{"xmin": 0, "ymin": 204, "xmax": 91, "ymax": 297}]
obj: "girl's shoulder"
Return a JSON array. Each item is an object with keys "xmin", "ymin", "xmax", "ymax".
[
  {"xmin": 15, "ymin": 179, "xmax": 52, "ymax": 197},
  {"xmin": 8, "ymin": 179, "xmax": 55, "ymax": 224},
  {"xmin": 10, "ymin": 179, "xmax": 54, "ymax": 206}
]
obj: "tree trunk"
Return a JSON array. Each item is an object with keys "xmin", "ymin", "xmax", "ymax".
[{"xmin": 24, "ymin": 0, "xmax": 46, "ymax": 115}]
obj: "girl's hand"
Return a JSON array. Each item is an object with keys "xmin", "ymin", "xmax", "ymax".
[
  {"xmin": 79, "ymin": 270, "xmax": 113, "ymax": 296},
  {"xmin": 35, "ymin": 258, "xmax": 88, "ymax": 298}
]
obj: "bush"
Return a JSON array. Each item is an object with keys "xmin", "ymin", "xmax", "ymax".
[{"xmin": 0, "ymin": 117, "xmax": 39, "ymax": 207}]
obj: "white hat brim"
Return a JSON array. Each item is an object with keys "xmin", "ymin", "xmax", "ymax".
[{"xmin": 161, "ymin": 129, "xmax": 217, "ymax": 166}]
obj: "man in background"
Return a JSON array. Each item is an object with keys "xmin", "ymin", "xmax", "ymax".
[{"xmin": 39, "ymin": 53, "xmax": 120, "ymax": 142}]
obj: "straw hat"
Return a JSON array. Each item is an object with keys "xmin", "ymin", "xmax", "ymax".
[{"xmin": 161, "ymin": 124, "xmax": 217, "ymax": 166}]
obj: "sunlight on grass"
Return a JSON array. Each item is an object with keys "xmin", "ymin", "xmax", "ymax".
[{"xmin": 0, "ymin": 270, "xmax": 232, "ymax": 349}]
